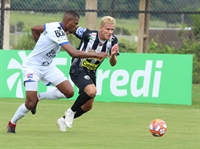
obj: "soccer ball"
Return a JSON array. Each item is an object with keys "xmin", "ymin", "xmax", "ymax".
[{"xmin": 149, "ymin": 119, "xmax": 167, "ymax": 137}]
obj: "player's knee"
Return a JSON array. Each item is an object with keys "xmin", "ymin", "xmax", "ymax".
[
  {"xmin": 25, "ymin": 97, "xmax": 38, "ymax": 110},
  {"xmin": 87, "ymin": 92, "xmax": 96, "ymax": 98},
  {"xmin": 85, "ymin": 89, "xmax": 97, "ymax": 98},
  {"xmin": 63, "ymin": 89, "xmax": 74, "ymax": 98},
  {"xmin": 84, "ymin": 85, "xmax": 97, "ymax": 98}
]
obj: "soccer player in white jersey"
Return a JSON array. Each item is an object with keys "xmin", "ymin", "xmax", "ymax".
[
  {"xmin": 7, "ymin": 10, "xmax": 108, "ymax": 133},
  {"xmin": 30, "ymin": 16, "xmax": 119, "ymax": 132}
]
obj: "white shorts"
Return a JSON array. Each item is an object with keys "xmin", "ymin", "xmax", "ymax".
[{"xmin": 22, "ymin": 65, "xmax": 67, "ymax": 91}]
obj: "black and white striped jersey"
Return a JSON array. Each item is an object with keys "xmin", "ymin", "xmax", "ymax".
[{"xmin": 71, "ymin": 27, "xmax": 119, "ymax": 72}]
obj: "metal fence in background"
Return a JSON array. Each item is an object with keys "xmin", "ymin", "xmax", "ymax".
[{"xmin": 1, "ymin": 0, "xmax": 200, "ymax": 51}]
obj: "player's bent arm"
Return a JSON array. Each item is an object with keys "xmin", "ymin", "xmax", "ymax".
[
  {"xmin": 31, "ymin": 25, "xmax": 44, "ymax": 42},
  {"xmin": 62, "ymin": 44, "xmax": 108, "ymax": 58},
  {"xmin": 109, "ymin": 54, "xmax": 117, "ymax": 66},
  {"xmin": 109, "ymin": 43, "xmax": 119, "ymax": 66}
]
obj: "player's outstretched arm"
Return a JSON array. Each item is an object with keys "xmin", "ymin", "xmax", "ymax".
[
  {"xmin": 62, "ymin": 44, "xmax": 108, "ymax": 58},
  {"xmin": 31, "ymin": 25, "xmax": 44, "ymax": 42}
]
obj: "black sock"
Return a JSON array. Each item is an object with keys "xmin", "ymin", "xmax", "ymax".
[
  {"xmin": 63, "ymin": 107, "xmax": 86, "ymax": 119},
  {"xmin": 71, "ymin": 92, "xmax": 92, "ymax": 112},
  {"xmin": 74, "ymin": 107, "xmax": 86, "ymax": 118}
]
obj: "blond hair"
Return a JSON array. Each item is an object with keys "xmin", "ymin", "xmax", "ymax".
[{"xmin": 100, "ymin": 16, "xmax": 116, "ymax": 26}]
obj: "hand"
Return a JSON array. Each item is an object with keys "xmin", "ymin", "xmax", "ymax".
[
  {"xmin": 95, "ymin": 52, "xmax": 108, "ymax": 58},
  {"xmin": 111, "ymin": 44, "xmax": 119, "ymax": 56}
]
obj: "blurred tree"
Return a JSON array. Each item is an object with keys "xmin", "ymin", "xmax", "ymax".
[
  {"xmin": 11, "ymin": 0, "xmax": 200, "ymax": 21},
  {"xmin": 191, "ymin": 9, "xmax": 200, "ymax": 39},
  {"xmin": 151, "ymin": 0, "xmax": 200, "ymax": 27}
]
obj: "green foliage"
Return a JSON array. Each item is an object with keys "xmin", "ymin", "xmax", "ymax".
[
  {"xmin": 118, "ymin": 38, "xmax": 136, "ymax": 53},
  {"xmin": 11, "ymin": 0, "xmax": 200, "ymax": 20},
  {"xmin": 192, "ymin": 55, "xmax": 200, "ymax": 84},
  {"xmin": 114, "ymin": 27, "xmax": 131, "ymax": 35},
  {"xmin": 12, "ymin": 31, "xmax": 35, "ymax": 50},
  {"xmin": 10, "ymin": 21, "xmax": 24, "ymax": 33},
  {"xmin": 11, "ymin": 0, "xmax": 85, "ymax": 11},
  {"xmin": 151, "ymin": 0, "xmax": 200, "ymax": 26},
  {"xmin": 191, "ymin": 9, "xmax": 200, "ymax": 39},
  {"xmin": 178, "ymin": 41, "xmax": 200, "ymax": 84},
  {"xmin": 12, "ymin": 31, "xmax": 81, "ymax": 51},
  {"xmin": 148, "ymin": 39, "xmax": 176, "ymax": 54}
]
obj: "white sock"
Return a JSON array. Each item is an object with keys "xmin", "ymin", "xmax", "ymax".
[
  {"xmin": 10, "ymin": 103, "xmax": 29, "ymax": 124},
  {"xmin": 38, "ymin": 88, "xmax": 66, "ymax": 100}
]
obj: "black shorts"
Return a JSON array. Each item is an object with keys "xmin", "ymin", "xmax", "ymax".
[{"xmin": 69, "ymin": 65, "xmax": 96, "ymax": 94}]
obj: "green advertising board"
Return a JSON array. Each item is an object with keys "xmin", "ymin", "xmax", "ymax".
[{"xmin": 0, "ymin": 50, "xmax": 193, "ymax": 105}]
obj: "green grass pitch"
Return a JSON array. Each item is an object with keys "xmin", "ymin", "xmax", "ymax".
[{"xmin": 0, "ymin": 85, "xmax": 199, "ymax": 149}]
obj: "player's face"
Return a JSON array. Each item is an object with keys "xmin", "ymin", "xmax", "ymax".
[
  {"xmin": 99, "ymin": 23, "xmax": 114, "ymax": 40},
  {"xmin": 65, "ymin": 16, "xmax": 79, "ymax": 33}
]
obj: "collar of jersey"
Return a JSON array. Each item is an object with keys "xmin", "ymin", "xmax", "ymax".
[
  {"xmin": 98, "ymin": 31, "xmax": 106, "ymax": 43},
  {"xmin": 59, "ymin": 23, "xmax": 63, "ymax": 30}
]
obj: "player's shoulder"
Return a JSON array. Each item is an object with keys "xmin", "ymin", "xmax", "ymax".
[
  {"xmin": 111, "ymin": 34, "xmax": 118, "ymax": 39},
  {"xmin": 75, "ymin": 27, "xmax": 98, "ymax": 39},
  {"xmin": 76, "ymin": 26, "xmax": 94, "ymax": 35},
  {"xmin": 110, "ymin": 34, "xmax": 118, "ymax": 42},
  {"xmin": 90, "ymin": 30, "xmax": 98, "ymax": 36},
  {"xmin": 45, "ymin": 22, "xmax": 61, "ymax": 30},
  {"xmin": 75, "ymin": 26, "xmax": 87, "ymax": 36}
]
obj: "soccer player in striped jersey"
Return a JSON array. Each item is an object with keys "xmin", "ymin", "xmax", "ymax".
[
  {"xmin": 63, "ymin": 16, "xmax": 119, "ymax": 130},
  {"xmin": 31, "ymin": 16, "xmax": 119, "ymax": 132},
  {"xmin": 6, "ymin": 10, "xmax": 108, "ymax": 133}
]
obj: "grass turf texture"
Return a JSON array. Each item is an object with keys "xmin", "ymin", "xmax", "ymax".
[{"xmin": 0, "ymin": 84, "xmax": 199, "ymax": 149}]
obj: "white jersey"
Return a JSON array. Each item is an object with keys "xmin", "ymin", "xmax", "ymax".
[{"xmin": 22, "ymin": 22, "xmax": 69, "ymax": 68}]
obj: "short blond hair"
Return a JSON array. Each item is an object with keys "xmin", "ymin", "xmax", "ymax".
[{"xmin": 100, "ymin": 16, "xmax": 116, "ymax": 26}]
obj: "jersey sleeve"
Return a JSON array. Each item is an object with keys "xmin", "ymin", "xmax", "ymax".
[
  {"xmin": 45, "ymin": 23, "xmax": 70, "ymax": 46},
  {"xmin": 74, "ymin": 27, "xmax": 89, "ymax": 39}
]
